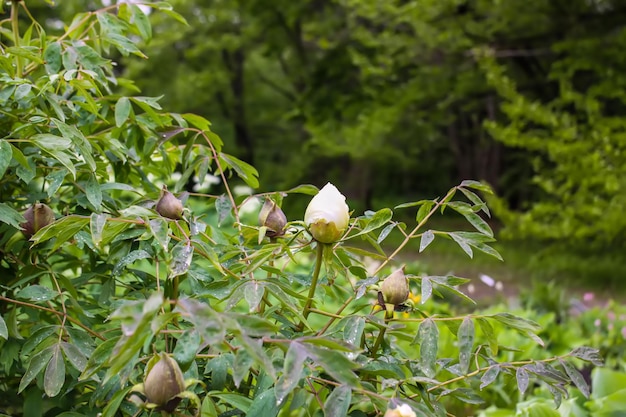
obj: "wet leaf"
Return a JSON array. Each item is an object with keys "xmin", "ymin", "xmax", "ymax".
[
  {"xmin": 516, "ymin": 367, "xmax": 530, "ymax": 394},
  {"xmin": 44, "ymin": 345, "xmax": 65, "ymax": 397},
  {"xmin": 170, "ymin": 242, "xmax": 193, "ymax": 277},
  {"xmin": 480, "ymin": 365, "xmax": 500, "ymax": 390},
  {"xmin": 0, "ymin": 139, "xmax": 12, "ymax": 178},
  {"xmin": 247, "ymin": 388, "xmax": 279, "ymax": 417},
  {"xmin": 458, "ymin": 317, "xmax": 474, "ymax": 374},
  {"xmin": 414, "ymin": 318, "xmax": 439, "ymax": 378},
  {"xmin": 419, "ymin": 230, "xmax": 435, "ymax": 252},
  {"xmin": 324, "ymin": 385, "xmax": 352, "ymax": 417}
]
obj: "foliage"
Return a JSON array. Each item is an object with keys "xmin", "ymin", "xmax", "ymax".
[
  {"xmin": 477, "ymin": 4, "xmax": 626, "ymax": 248},
  {"xmin": 0, "ymin": 2, "xmax": 604, "ymax": 417}
]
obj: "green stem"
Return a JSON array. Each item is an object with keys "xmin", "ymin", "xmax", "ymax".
[
  {"xmin": 373, "ymin": 186, "xmax": 457, "ymax": 276},
  {"xmin": 371, "ymin": 307, "xmax": 394, "ymax": 357},
  {"xmin": 11, "ymin": 0, "xmax": 22, "ymax": 78},
  {"xmin": 298, "ymin": 242, "xmax": 325, "ymax": 330}
]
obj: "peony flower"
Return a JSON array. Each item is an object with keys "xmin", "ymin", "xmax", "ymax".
[
  {"xmin": 304, "ymin": 183, "xmax": 349, "ymax": 243},
  {"xmin": 384, "ymin": 403, "xmax": 416, "ymax": 417}
]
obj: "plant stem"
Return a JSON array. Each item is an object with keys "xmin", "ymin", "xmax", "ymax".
[
  {"xmin": 373, "ymin": 186, "xmax": 457, "ymax": 276},
  {"xmin": 371, "ymin": 307, "xmax": 394, "ymax": 357},
  {"xmin": 298, "ymin": 242, "xmax": 325, "ymax": 331},
  {"xmin": 0, "ymin": 296, "xmax": 105, "ymax": 340},
  {"xmin": 11, "ymin": 0, "xmax": 22, "ymax": 78}
]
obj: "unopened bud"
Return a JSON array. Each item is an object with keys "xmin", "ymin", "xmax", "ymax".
[
  {"xmin": 144, "ymin": 353, "xmax": 185, "ymax": 412},
  {"xmin": 380, "ymin": 267, "xmax": 409, "ymax": 306},
  {"xmin": 21, "ymin": 203, "xmax": 55, "ymax": 238},
  {"xmin": 384, "ymin": 403, "xmax": 416, "ymax": 417},
  {"xmin": 156, "ymin": 188, "xmax": 183, "ymax": 220},
  {"xmin": 258, "ymin": 199, "xmax": 287, "ymax": 237}
]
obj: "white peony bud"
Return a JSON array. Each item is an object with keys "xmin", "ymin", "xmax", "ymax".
[
  {"xmin": 304, "ymin": 183, "xmax": 350, "ymax": 243},
  {"xmin": 384, "ymin": 403, "xmax": 417, "ymax": 417}
]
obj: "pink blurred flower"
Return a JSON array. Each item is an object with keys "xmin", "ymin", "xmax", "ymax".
[{"xmin": 583, "ymin": 292, "xmax": 594, "ymax": 302}]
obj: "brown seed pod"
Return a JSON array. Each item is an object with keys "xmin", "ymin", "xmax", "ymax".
[
  {"xmin": 155, "ymin": 188, "xmax": 183, "ymax": 220},
  {"xmin": 21, "ymin": 203, "xmax": 55, "ymax": 238},
  {"xmin": 144, "ymin": 353, "xmax": 185, "ymax": 412}
]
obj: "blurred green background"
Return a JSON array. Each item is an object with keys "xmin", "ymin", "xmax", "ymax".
[{"xmin": 30, "ymin": 0, "xmax": 626, "ymax": 288}]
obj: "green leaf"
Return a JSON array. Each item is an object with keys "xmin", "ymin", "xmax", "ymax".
[
  {"xmin": 182, "ymin": 113, "xmax": 212, "ymax": 131},
  {"xmin": 19, "ymin": 346, "xmax": 54, "ymax": 393},
  {"xmin": 31, "ymin": 216, "xmax": 90, "ymax": 251},
  {"xmin": 46, "ymin": 169, "xmax": 67, "ymax": 199},
  {"xmin": 90, "ymin": 213, "xmax": 107, "ymax": 246},
  {"xmin": 101, "ymin": 386, "xmax": 132, "ymax": 417},
  {"xmin": 477, "ymin": 318, "xmax": 498, "ymax": 355},
  {"xmin": 377, "ymin": 223, "xmax": 396, "ymax": 244},
  {"xmin": 149, "ymin": 218, "xmax": 170, "ymax": 250},
  {"xmin": 324, "ymin": 385, "xmax": 352, "ymax": 417},
  {"xmin": 114, "ymin": 96, "xmax": 131, "ymax": 127},
  {"xmin": 275, "ymin": 342, "xmax": 308, "ymax": 404},
  {"xmin": 480, "ymin": 365, "xmax": 500, "ymax": 390},
  {"xmin": 414, "ymin": 318, "xmax": 439, "ymax": 378},
  {"xmin": 463, "ymin": 211, "xmax": 493, "ymax": 237},
  {"xmin": 112, "ymin": 249, "xmax": 151, "ymax": 276},
  {"xmin": 459, "ymin": 187, "xmax": 490, "ymax": 217},
  {"xmin": 420, "ymin": 276, "xmax": 432, "ymax": 303},
  {"xmin": 209, "ymin": 392, "xmax": 252, "ymax": 413},
  {"xmin": 170, "ymin": 242, "xmax": 194, "ymax": 277},
  {"xmin": 215, "ymin": 194, "xmax": 232, "ymax": 226},
  {"xmin": 201, "ymin": 396, "xmax": 219, "ymax": 417},
  {"xmin": 61, "ymin": 342, "xmax": 87, "ymax": 372},
  {"xmin": 80, "ymin": 337, "xmax": 119, "ymax": 380},
  {"xmin": 16, "ymin": 285, "xmax": 57, "ymax": 303},
  {"xmin": 0, "ymin": 139, "xmax": 12, "ymax": 178},
  {"xmin": 44, "ymin": 345, "xmax": 65, "ymax": 397},
  {"xmin": 457, "ymin": 317, "xmax": 474, "ymax": 374},
  {"xmin": 0, "ymin": 203, "xmax": 25, "ymax": 229},
  {"xmin": 130, "ymin": 4, "xmax": 152, "ymax": 41},
  {"xmin": 303, "ymin": 344, "xmax": 360, "ymax": 387},
  {"xmin": 419, "ymin": 230, "xmax": 434, "ymax": 253},
  {"xmin": 449, "ymin": 232, "xmax": 473, "ymax": 258},
  {"xmin": 460, "ymin": 180, "xmax": 493, "ymax": 194},
  {"xmin": 0, "ymin": 315, "xmax": 7, "ymax": 340},
  {"xmin": 220, "ymin": 153, "xmax": 259, "ymax": 188},
  {"xmin": 569, "ymin": 347, "xmax": 603, "ymax": 366},
  {"xmin": 416, "ymin": 201, "xmax": 435, "ymax": 223},
  {"xmin": 343, "ymin": 316, "xmax": 366, "ymax": 348},
  {"xmin": 559, "ymin": 359, "xmax": 590, "ymax": 398},
  {"xmin": 516, "ymin": 367, "xmax": 530, "ymax": 394},
  {"xmin": 285, "ymin": 184, "xmax": 319, "ymax": 195},
  {"xmin": 44, "ymin": 41, "xmax": 62, "ymax": 74},
  {"xmin": 30, "ymin": 133, "xmax": 72, "ymax": 150},
  {"xmin": 490, "ymin": 313, "xmax": 542, "ymax": 333},
  {"xmin": 173, "ymin": 329, "xmax": 200, "ymax": 371},
  {"xmin": 247, "ymin": 388, "xmax": 280, "ymax": 417},
  {"xmin": 85, "ymin": 175, "xmax": 102, "ymax": 211},
  {"xmin": 351, "ymin": 208, "xmax": 393, "ymax": 238}
]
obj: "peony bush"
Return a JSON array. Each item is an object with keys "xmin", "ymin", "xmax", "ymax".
[{"xmin": 0, "ymin": 2, "xmax": 601, "ymax": 417}]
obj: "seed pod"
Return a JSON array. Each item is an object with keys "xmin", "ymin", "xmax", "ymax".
[
  {"xmin": 144, "ymin": 353, "xmax": 185, "ymax": 412},
  {"xmin": 258, "ymin": 198, "xmax": 287, "ymax": 237},
  {"xmin": 21, "ymin": 203, "xmax": 55, "ymax": 238},
  {"xmin": 380, "ymin": 267, "xmax": 409, "ymax": 306},
  {"xmin": 156, "ymin": 187, "xmax": 183, "ymax": 220}
]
